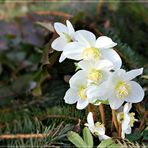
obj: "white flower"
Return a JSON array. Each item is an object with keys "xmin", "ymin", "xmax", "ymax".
[
  {"xmin": 78, "ymin": 59, "xmax": 114, "ymax": 85},
  {"xmin": 51, "ymin": 20, "xmax": 75, "ymax": 62},
  {"xmin": 117, "ymin": 103, "xmax": 138, "ymax": 139},
  {"xmin": 85, "ymin": 112, "xmax": 110, "ymax": 141},
  {"xmin": 77, "ymin": 59, "xmax": 115, "ymax": 104},
  {"xmin": 64, "ymin": 70, "xmax": 94, "ymax": 110},
  {"xmin": 63, "ymin": 30, "xmax": 122, "ymax": 69},
  {"xmin": 102, "ymin": 68, "xmax": 144, "ymax": 109}
]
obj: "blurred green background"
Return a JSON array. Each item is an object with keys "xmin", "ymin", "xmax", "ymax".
[{"xmin": 0, "ymin": 0, "xmax": 147, "ymax": 147}]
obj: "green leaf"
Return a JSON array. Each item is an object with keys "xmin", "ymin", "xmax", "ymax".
[
  {"xmin": 67, "ymin": 131, "xmax": 87, "ymax": 148},
  {"xmin": 97, "ymin": 139, "xmax": 120, "ymax": 148},
  {"xmin": 83, "ymin": 127, "xmax": 93, "ymax": 148}
]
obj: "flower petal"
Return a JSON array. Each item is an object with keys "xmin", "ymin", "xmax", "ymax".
[
  {"xmin": 66, "ymin": 20, "xmax": 75, "ymax": 35},
  {"xmin": 74, "ymin": 30, "xmax": 96, "ymax": 46},
  {"xmin": 51, "ymin": 37, "xmax": 66, "ymax": 51},
  {"xmin": 76, "ymin": 99, "xmax": 89, "ymax": 109},
  {"xmin": 95, "ymin": 59, "xmax": 114, "ymax": 70},
  {"xmin": 125, "ymin": 126, "xmax": 131, "ymax": 134},
  {"xmin": 123, "ymin": 103, "xmax": 132, "ymax": 114},
  {"xmin": 64, "ymin": 88, "xmax": 78, "ymax": 104},
  {"xmin": 95, "ymin": 36, "xmax": 117, "ymax": 49},
  {"xmin": 64, "ymin": 42, "xmax": 84, "ymax": 60},
  {"xmin": 69, "ymin": 70, "xmax": 87, "ymax": 87},
  {"xmin": 125, "ymin": 81, "xmax": 144, "ymax": 103},
  {"xmin": 121, "ymin": 131, "xmax": 125, "ymax": 139},
  {"xmin": 54, "ymin": 22, "xmax": 68, "ymax": 36},
  {"xmin": 77, "ymin": 60, "xmax": 92, "ymax": 70},
  {"xmin": 59, "ymin": 52, "xmax": 66, "ymax": 62},
  {"xmin": 108, "ymin": 96, "xmax": 124, "ymax": 109},
  {"xmin": 87, "ymin": 112, "xmax": 95, "ymax": 127},
  {"xmin": 101, "ymin": 48, "xmax": 122, "ymax": 70},
  {"xmin": 87, "ymin": 82, "xmax": 109, "ymax": 100},
  {"xmin": 98, "ymin": 135, "xmax": 110, "ymax": 141},
  {"xmin": 124, "ymin": 68, "xmax": 143, "ymax": 81},
  {"xmin": 122, "ymin": 114, "xmax": 130, "ymax": 130}
]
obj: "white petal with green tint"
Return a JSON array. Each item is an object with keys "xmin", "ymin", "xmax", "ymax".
[
  {"xmin": 124, "ymin": 68, "xmax": 143, "ymax": 81},
  {"xmin": 66, "ymin": 20, "xmax": 75, "ymax": 35},
  {"xmin": 101, "ymin": 48, "xmax": 122, "ymax": 70},
  {"xmin": 64, "ymin": 88, "xmax": 78, "ymax": 104},
  {"xmin": 69, "ymin": 70, "xmax": 87, "ymax": 87},
  {"xmin": 125, "ymin": 81, "xmax": 144, "ymax": 103},
  {"xmin": 108, "ymin": 95, "xmax": 125, "ymax": 109},
  {"xmin": 76, "ymin": 99, "xmax": 89, "ymax": 110},
  {"xmin": 123, "ymin": 103, "xmax": 132, "ymax": 114},
  {"xmin": 95, "ymin": 36, "xmax": 117, "ymax": 49},
  {"xmin": 54, "ymin": 22, "xmax": 68, "ymax": 36},
  {"xmin": 51, "ymin": 37, "xmax": 67, "ymax": 51},
  {"xmin": 63, "ymin": 42, "xmax": 84, "ymax": 60},
  {"xmin": 74, "ymin": 30, "xmax": 96, "ymax": 46}
]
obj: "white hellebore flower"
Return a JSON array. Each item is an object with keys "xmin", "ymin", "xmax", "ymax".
[
  {"xmin": 78, "ymin": 59, "xmax": 114, "ymax": 85},
  {"xmin": 106, "ymin": 68, "xmax": 144, "ymax": 109},
  {"xmin": 78, "ymin": 59, "xmax": 115, "ymax": 104},
  {"xmin": 117, "ymin": 103, "xmax": 138, "ymax": 139},
  {"xmin": 85, "ymin": 112, "xmax": 110, "ymax": 141},
  {"xmin": 64, "ymin": 70, "xmax": 94, "ymax": 110},
  {"xmin": 51, "ymin": 20, "xmax": 75, "ymax": 62},
  {"xmin": 64, "ymin": 30, "xmax": 122, "ymax": 69}
]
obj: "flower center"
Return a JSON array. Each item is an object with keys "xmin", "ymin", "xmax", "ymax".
[
  {"xmin": 129, "ymin": 112, "xmax": 137, "ymax": 127},
  {"xmin": 78, "ymin": 86, "xmax": 87, "ymax": 100},
  {"xmin": 64, "ymin": 33, "xmax": 72, "ymax": 43},
  {"xmin": 88, "ymin": 69, "xmax": 103, "ymax": 83},
  {"xmin": 82, "ymin": 47, "xmax": 101, "ymax": 60},
  {"xmin": 115, "ymin": 81, "xmax": 131, "ymax": 99}
]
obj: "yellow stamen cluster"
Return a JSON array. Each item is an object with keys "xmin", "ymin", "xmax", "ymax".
[
  {"xmin": 115, "ymin": 81, "xmax": 131, "ymax": 99},
  {"xmin": 78, "ymin": 86, "xmax": 87, "ymax": 100},
  {"xmin": 82, "ymin": 47, "xmax": 101, "ymax": 60},
  {"xmin": 88, "ymin": 69, "xmax": 103, "ymax": 83},
  {"xmin": 129, "ymin": 112, "xmax": 137, "ymax": 127}
]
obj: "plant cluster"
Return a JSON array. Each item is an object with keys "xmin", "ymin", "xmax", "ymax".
[{"xmin": 51, "ymin": 20, "xmax": 145, "ymax": 146}]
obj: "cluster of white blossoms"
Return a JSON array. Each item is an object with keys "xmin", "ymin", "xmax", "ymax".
[{"xmin": 51, "ymin": 20, "xmax": 144, "ymax": 139}]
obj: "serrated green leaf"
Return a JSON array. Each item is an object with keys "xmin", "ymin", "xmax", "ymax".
[
  {"xmin": 83, "ymin": 127, "xmax": 93, "ymax": 148},
  {"xmin": 67, "ymin": 131, "xmax": 87, "ymax": 148}
]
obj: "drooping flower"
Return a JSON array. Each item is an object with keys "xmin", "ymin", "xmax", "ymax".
[
  {"xmin": 117, "ymin": 103, "xmax": 138, "ymax": 139},
  {"xmin": 102, "ymin": 68, "xmax": 144, "ymax": 109},
  {"xmin": 85, "ymin": 112, "xmax": 110, "ymax": 140},
  {"xmin": 63, "ymin": 30, "xmax": 122, "ymax": 69},
  {"xmin": 51, "ymin": 20, "xmax": 75, "ymax": 62}
]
